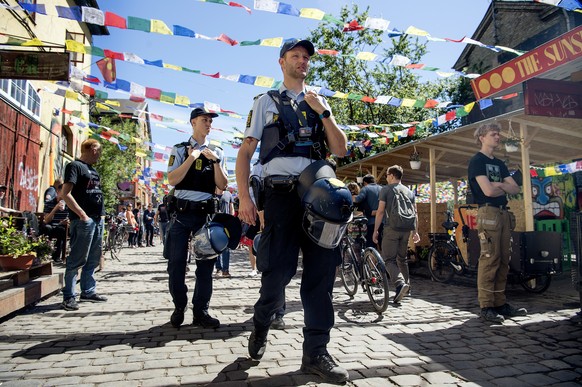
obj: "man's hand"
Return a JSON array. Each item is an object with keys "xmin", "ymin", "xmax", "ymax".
[
  {"xmin": 201, "ymin": 147, "xmax": 219, "ymax": 162},
  {"xmin": 304, "ymin": 91, "xmax": 325, "ymax": 114},
  {"xmin": 238, "ymin": 196, "xmax": 257, "ymax": 226}
]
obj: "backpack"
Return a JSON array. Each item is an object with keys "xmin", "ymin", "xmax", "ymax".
[{"xmin": 386, "ymin": 186, "xmax": 417, "ymax": 231}]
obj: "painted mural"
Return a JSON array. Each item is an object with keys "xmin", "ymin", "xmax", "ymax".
[{"xmin": 531, "ymin": 174, "xmax": 576, "ymax": 220}]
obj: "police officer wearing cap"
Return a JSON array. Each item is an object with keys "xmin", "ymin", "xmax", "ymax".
[
  {"xmin": 166, "ymin": 107, "xmax": 228, "ymax": 329},
  {"xmin": 236, "ymin": 39, "xmax": 350, "ymax": 383}
]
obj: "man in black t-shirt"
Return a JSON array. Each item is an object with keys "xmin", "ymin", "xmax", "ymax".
[
  {"xmin": 61, "ymin": 139, "xmax": 106, "ymax": 311},
  {"xmin": 468, "ymin": 123, "xmax": 525, "ymax": 324},
  {"xmin": 155, "ymin": 201, "xmax": 169, "ymax": 245}
]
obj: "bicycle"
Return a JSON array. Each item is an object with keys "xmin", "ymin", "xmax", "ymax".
[
  {"xmin": 339, "ymin": 216, "xmax": 390, "ymax": 313},
  {"xmin": 104, "ymin": 215, "xmax": 128, "ymax": 261},
  {"xmin": 427, "ymin": 205, "xmax": 554, "ymax": 293}
]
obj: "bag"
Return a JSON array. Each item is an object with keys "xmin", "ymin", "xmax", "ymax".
[{"xmin": 387, "ymin": 186, "xmax": 417, "ymax": 231}]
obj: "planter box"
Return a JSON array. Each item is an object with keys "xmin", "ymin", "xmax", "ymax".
[{"xmin": 0, "ymin": 254, "xmax": 35, "ymax": 271}]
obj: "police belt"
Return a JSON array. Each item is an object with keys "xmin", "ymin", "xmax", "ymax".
[
  {"xmin": 264, "ymin": 175, "xmax": 299, "ymax": 191},
  {"xmin": 478, "ymin": 203, "xmax": 509, "ymax": 210},
  {"xmin": 175, "ymin": 198, "xmax": 215, "ymax": 214}
]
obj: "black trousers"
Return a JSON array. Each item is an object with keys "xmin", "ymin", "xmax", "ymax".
[
  {"xmin": 254, "ymin": 185, "xmax": 340, "ymax": 357},
  {"xmin": 165, "ymin": 210, "xmax": 215, "ymax": 317},
  {"xmin": 41, "ymin": 224, "xmax": 67, "ymax": 260}
]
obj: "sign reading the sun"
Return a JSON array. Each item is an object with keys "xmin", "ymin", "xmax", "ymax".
[{"xmin": 471, "ymin": 25, "xmax": 582, "ymax": 100}]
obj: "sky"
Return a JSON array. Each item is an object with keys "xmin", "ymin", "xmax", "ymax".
[{"xmin": 90, "ymin": 0, "xmax": 493, "ymax": 177}]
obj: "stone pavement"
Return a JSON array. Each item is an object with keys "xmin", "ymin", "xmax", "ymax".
[{"xmin": 0, "ymin": 243, "xmax": 581, "ymax": 386}]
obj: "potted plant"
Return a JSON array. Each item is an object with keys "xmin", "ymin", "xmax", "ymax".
[
  {"xmin": 356, "ymin": 165, "xmax": 364, "ymax": 184},
  {"xmin": 502, "ymin": 136, "xmax": 521, "ymax": 153},
  {"xmin": 409, "ymin": 147, "xmax": 422, "ymax": 170},
  {"xmin": 0, "ymin": 217, "xmax": 38, "ymax": 271}
]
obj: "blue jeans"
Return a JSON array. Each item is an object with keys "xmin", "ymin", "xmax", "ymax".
[
  {"xmin": 63, "ymin": 218, "xmax": 103, "ymax": 300},
  {"xmin": 216, "ymin": 248, "xmax": 230, "ymax": 272}
]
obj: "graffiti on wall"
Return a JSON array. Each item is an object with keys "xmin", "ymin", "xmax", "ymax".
[
  {"xmin": 531, "ymin": 174, "xmax": 575, "ymax": 220},
  {"xmin": 17, "ymin": 161, "xmax": 39, "ymax": 210}
]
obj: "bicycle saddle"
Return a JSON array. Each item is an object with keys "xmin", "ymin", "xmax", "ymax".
[
  {"xmin": 352, "ymin": 216, "xmax": 368, "ymax": 227},
  {"xmin": 442, "ymin": 220, "xmax": 459, "ymax": 230}
]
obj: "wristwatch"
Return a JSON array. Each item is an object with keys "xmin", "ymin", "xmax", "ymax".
[
  {"xmin": 209, "ymin": 159, "xmax": 221, "ymax": 164},
  {"xmin": 319, "ymin": 110, "xmax": 331, "ymax": 119}
]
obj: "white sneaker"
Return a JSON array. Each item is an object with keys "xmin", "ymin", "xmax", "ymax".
[{"xmin": 249, "ymin": 270, "xmax": 258, "ymax": 277}]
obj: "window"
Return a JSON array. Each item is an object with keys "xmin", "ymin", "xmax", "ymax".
[
  {"xmin": 66, "ymin": 31, "xmax": 85, "ymax": 65},
  {"xmin": 61, "ymin": 125, "xmax": 73, "ymax": 155},
  {"xmin": 20, "ymin": 0, "xmax": 37, "ymax": 23},
  {"xmin": 0, "ymin": 79, "xmax": 41, "ymax": 121}
]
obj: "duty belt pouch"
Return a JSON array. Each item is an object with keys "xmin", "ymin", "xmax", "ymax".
[
  {"xmin": 166, "ymin": 194, "xmax": 178, "ymax": 213},
  {"xmin": 266, "ymin": 176, "xmax": 297, "ymax": 193},
  {"xmin": 250, "ymin": 175, "xmax": 264, "ymax": 211}
]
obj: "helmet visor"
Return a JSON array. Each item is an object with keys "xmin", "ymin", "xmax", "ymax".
[{"xmin": 303, "ymin": 212, "xmax": 350, "ymax": 249}]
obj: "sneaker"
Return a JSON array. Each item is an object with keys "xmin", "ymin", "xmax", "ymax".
[
  {"xmin": 270, "ymin": 316, "xmax": 285, "ymax": 330},
  {"xmin": 221, "ymin": 271, "xmax": 232, "ymax": 278},
  {"xmin": 249, "ymin": 270, "xmax": 258, "ymax": 277},
  {"xmin": 481, "ymin": 307, "xmax": 505, "ymax": 323},
  {"xmin": 170, "ymin": 307, "xmax": 185, "ymax": 328},
  {"xmin": 248, "ymin": 329, "xmax": 268, "ymax": 360},
  {"xmin": 80, "ymin": 293, "xmax": 108, "ymax": 302},
  {"xmin": 62, "ymin": 297, "xmax": 79, "ymax": 311},
  {"xmin": 192, "ymin": 314, "xmax": 220, "ymax": 329},
  {"xmin": 301, "ymin": 353, "xmax": 349, "ymax": 383},
  {"xmin": 496, "ymin": 303, "xmax": 527, "ymax": 317},
  {"xmin": 393, "ymin": 283, "xmax": 410, "ymax": 304}
]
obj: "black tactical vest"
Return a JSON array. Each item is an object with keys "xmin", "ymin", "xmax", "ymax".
[
  {"xmin": 258, "ymin": 90, "xmax": 327, "ymax": 164},
  {"xmin": 174, "ymin": 142, "xmax": 216, "ymax": 194}
]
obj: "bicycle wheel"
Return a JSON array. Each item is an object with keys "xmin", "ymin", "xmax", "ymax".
[
  {"xmin": 110, "ymin": 232, "xmax": 122, "ymax": 261},
  {"xmin": 428, "ymin": 241, "xmax": 457, "ymax": 283},
  {"xmin": 362, "ymin": 248, "xmax": 390, "ymax": 314},
  {"xmin": 520, "ymin": 274, "xmax": 552, "ymax": 294},
  {"xmin": 340, "ymin": 243, "xmax": 358, "ymax": 296}
]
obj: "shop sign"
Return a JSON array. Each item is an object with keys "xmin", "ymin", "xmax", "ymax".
[
  {"xmin": 524, "ymin": 78, "xmax": 582, "ymax": 119},
  {"xmin": 471, "ymin": 25, "xmax": 582, "ymax": 100},
  {"xmin": 0, "ymin": 50, "xmax": 70, "ymax": 81}
]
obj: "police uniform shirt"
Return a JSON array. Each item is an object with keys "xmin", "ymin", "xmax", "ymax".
[
  {"xmin": 245, "ymin": 85, "xmax": 332, "ymax": 177},
  {"xmin": 168, "ymin": 136, "xmax": 226, "ymax": 202}
]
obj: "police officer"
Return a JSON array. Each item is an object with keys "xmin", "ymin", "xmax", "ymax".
[
  {"xmin": 166, "ymin": 107, "xmax": 228, "ymax": 329},
  {"xmin": 236, "ymin": 39, "xmax": 350, "ymax": 383}
]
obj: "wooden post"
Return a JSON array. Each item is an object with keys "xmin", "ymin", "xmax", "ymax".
[
  {"xmin": 520, "ymin": 123, "xmax": 534, "ymax": 231},
  {"xmin": 430, "ymin": 148, "xmax": 437, "ymax": 232}
]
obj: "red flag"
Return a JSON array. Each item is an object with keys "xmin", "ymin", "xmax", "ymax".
[
  {"xmin": 96, "ymin": 58, "xmax": 116, "ymax": 83},
  {"xmin": 217, "ymin": 34, "xmax": 238, "ymax": 46},
  {"xmin": 104, "ymin": 11, "xmax": 127, "ymax": 28},
  {"xmin": 103, "ymin": 50, "xmax": 124, "ymax": 60},
  {"xmin": 343, "ymin": 20, "xmax": 364, "ymax": 32}
]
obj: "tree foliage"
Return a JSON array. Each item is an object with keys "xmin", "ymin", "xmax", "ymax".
[
  {"xmin": 306, "ymin": 5, "xmax": 466, "ymax": 165},
  {"xmin": 91, "ymin": 116, "xmax": 139, "ymax": 213}
]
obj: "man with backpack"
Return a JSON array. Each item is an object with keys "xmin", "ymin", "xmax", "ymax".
[
  {"xmin": 352, "ymin": 174, "xmax": 383, "ymax": 248},
  {"xmin": 373, "ymin": 165, "xmax": 420, "ymax": 304}
]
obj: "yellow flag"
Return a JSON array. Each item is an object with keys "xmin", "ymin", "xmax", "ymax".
[
  {"xmin": 65, "ymin": 40, "xmax": 86, "ymax": 53},
  {"xmin": 65, "ymin": 90, "xmax": 78, "ymax": 100},
  {"xmin": 151, "ymin": 20, "xmax": 173, "ymax": 35},
  {"xmin": 405, "ymin": 26, "xmax": 430, "ymax": 37},
  {"xmin": 96, "ymin": 102, "xmax": 111, "ymax": 110},
  {"xmin": 23, "ymin": 38, "xmax": 44, "ymax": 47},
  {"xmin": 163, "ymin": 63, "xmax": 182, "ymax": 71},
  {"xmin": 260, "ymin": 37, "xmax": 283, "ymax": 47},
  {"xmin": 464, "ymin": 102, "xmax": 475, "ymax": 113},
  {"xmin": 333, "ymin": 92, "xmax": 347, "ymax": 99},
  {"xmin": 175, "ymin": 95, "xmax": 190, "ymax": 107},
  {"xmin": 254, "ymin": 76, "xmax": 275, "ymax": 88},
  {"xmin": 401, "ymin": 98, "xmax": 415, "ymax": 107},
  {"xmin": 356, "ymin": 52, "xmax": 377, "ymax": 61},
  {"xmin": 104, "ymin": 100, "xmax": 120, "ymax": 106},
  {"xmin": 300, "ymin": 8, "xmax": 325, "ymax": 20}
]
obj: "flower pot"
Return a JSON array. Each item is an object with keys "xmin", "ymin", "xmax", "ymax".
[
  {"xmin": 504, "ymin": 143, "xmax": 519, "ymax": 153},
  {"xmin": 410, "ymin": 160, "xmax": 422, "ymax": 170},
  {"xmin": 0, "ymin": 253, "xmax": 35, "ymax": 271},
  {"xmin": 356, "ymin": 176, "xmax": 364, "ymax": 184}
]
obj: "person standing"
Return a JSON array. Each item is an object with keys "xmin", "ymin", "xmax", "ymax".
[
  {"xmin": 373, "ymin": 165, "xmax": 420, "ymax": 304},
  {"xmin": 215, "ymin": 187, "xmax": 235, "ymax": 277},
  {"xmin": 133, "ymin": 202, "xmax": 144, "ymax": 247},
  {"xmin": 352, "ymin": 174, "xmax": 383, "ymax": 248},
  {"xmin": 143, "ymin": 203, "xmax": 156, "ymax": 247},
  {"xmin": 125, "ymin": 203, "xmax": 137, "ymax": 248},
  {"xmin": 236, "ymin": 39, "xmax": 350, "ymax": 383},
  {"xmin": 41, "ymin": 183, "xmax": 69, "ymax": 264},
  {"xmin": 154, "ymin": 200, "xmax": 170, "ymax": 245},
  {"xmin": 60, "ymin": 139, "xmax": 107, "ymax": 311},
  {"xmin": 468, "ymin": 123, "xmax": 526, "ymax": 323},
  {"xmin": 165, "ymin": 107, "xmax": 228, "ymax": 329}
]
